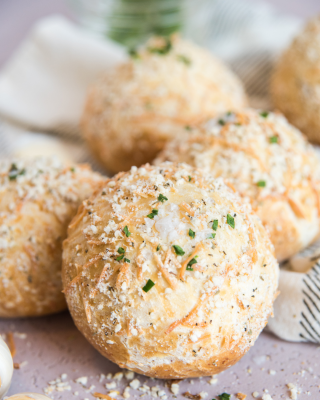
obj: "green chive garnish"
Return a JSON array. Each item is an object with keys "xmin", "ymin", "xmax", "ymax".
[
  {"xmin": 118, "ymin": 247, "xmax": 125, "ymax": 254},
  {"xmin": 208, "ymin": 233, "xmax": 216, "ymax": 239},
  {"xmin": 257, "ymin": 180, "xmax": 266, "ymax": 187},
  {"xmin": 260, "ymin": 111, "xmax": 269, "ymax": 118},
  {"xmin": 227, "ymin": 214, "xmax": 235, "ymax": 229},
  {"xmin": 8, "ymin": 164, "xmax": 26, "ymax": 180},
  {"xmin": 70, "ymin": 167, "xmax": 75, "ymax": 172},
  {"xmin": 128, "ymin": 48, "xmax": 139, "ymax": 59},
  {"xmin": 148, "ymin": 38, "xmax": 172, "ymax": 55},
  {"xmin": 217, "ymin": 394, "xmax": 231, "ymax": 400},
  {"xmin": 188, "ymin": 229, "xmax": 195, "ymax": 239},
  {"xmin": 188, "ymin": 176, "xmax": 192, "ymax": 182},
  {"xmin": 270, "ymin": 136, "xmax": 278, "ymax": 143},
  {"xmin": 143, "ymin": 279, "xmax": 155, "ymax": 292},
  {"xmin": 212, "ymin": 220, "xmax": 218, "ymax": 231},
  {"xmin": 147, "ymin": 209, "xmax": 158, "ymax": 219},
  {"xmin": 156, "ymin": 244, "xmax": 161, "ymax": 251},
  {"xmin": 177, "ymin": 54, "xmax": 191, "ymax": 66},
  {"xmin": 123, "ymin": 225, "xmax": 131, "ymax": 237},
  {"xmin": 116, "ymin": 254, "xmax": 124, "ymax": 262},
  {"xmin": 124, "ymin": 258, "xmax": 130, "ymax": 263},
  {"xmin": 158, "ymin": 194, "xmax": 168, "ymax": 203},
  {"xmin": 186, "ymin": 258, "xmax": 197, "ymax": 271},
  {"xmin": 173, "ymin": 245, "xmax": 185, "ymax": 256}
]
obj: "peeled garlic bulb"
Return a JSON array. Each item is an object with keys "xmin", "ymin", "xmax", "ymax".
[
  {"xmin": 6, "ymin": 394, "xmax": 51, "ymax": 400},
  {"xmin": 0, "ymin": 336, "xmax": 13, "ymax": 399}
]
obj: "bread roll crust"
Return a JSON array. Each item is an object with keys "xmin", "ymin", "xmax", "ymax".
[
  {"xmin": 62, "ymin": 163, "xmax": 278, "ymax": 379},
  {"xmin": 0, "ymin": 157, "xmax": 103, "ymax": 317},
  {"xmin": 82, "ymin": 36, "xmax": 247, "ymax": 174},
  {"xmin": 156, "ymin": 109, "xmax": 320, "ymax": 261},
  {"xmin": 271, "ymin": 16, "xmax": 320, "ymax": 143}
]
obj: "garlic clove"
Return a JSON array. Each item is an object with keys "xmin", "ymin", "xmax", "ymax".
[
  {"xmin": 6, "ymin": 394, "xmax": 51, "ymax": 400},
  {"xmin": 0, "ymin": 336, "xmax": 13, "ymax": 400}
]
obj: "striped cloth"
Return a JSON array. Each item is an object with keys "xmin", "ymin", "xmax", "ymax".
[{"xmin": 1, "ymin": 0, "xmax": 319, "ymax": 343}]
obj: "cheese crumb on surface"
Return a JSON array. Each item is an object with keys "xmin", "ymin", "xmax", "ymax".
[
  {"xmin": 171, "ymin": 383, "xmax": 180, "ymax": 395},
  {"xmin": 129, "ymin": 379, "xmax": 140, "ymax": 390},
  {"xmin": 75, "ymin": 376, "xmax": 88, "ymax": 386}
]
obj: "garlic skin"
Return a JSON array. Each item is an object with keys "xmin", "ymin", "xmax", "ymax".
[
  {"xmin": 6, "ymin": 394, "xmax": 51, "ymax": 400},
  {"xmin": 0, "ymin": 336, "xmax": 13, "ymax": 399}
]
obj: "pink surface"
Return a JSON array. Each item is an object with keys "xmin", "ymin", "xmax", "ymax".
[{"xmin": 1, "ymin": 312, "xmax": 320, "ymax": 399}]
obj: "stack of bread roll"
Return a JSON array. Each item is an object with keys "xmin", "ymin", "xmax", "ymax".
[{"xmin": 2, "ymin": 21, "xmax": 320, "ymax": 393}]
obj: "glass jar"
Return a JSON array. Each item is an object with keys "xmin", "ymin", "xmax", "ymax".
[{"xmin": 68, "ymin": 0, "xmax": 186, "ymax": 48}]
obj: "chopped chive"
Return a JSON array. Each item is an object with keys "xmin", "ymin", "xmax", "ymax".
[
  {"xmin": 158, "ymin": 194, "xmax": 168, "ymax": 203},
  {"xmin": 124, "ymin": 258, "xmax": 130, "ymax": 263},
  {"xmin": 177, "ymin": 54, "xmax": 191, "ymax": 66},
  {"xmin": 172, "ymin": 245, "xmax": 185, "ymax": 256},
  {"xmin": 227, "ymin": 214, "xmax": 235, "ymax": 229},
  {"xmin": 143, "ymin": 279, "xmax": 155, "ymax": 292},
  {"xmin": 212, "ymin": 219, "xmax": 218, "ymax": 231},
  {"xmin": 70, "ymin": 167, "xmax": 75, "ymax": 172},
  {"xmin": 270, "ymin": 136, "xmax": 278, "ymax": 143},
  {"xmin": 156, "ymin": 244, "xmax": 161, "ymax": 251},
  {"xmin": 185, "ymin": 125, "xmax": 192, "ymax": 131},
  {"xmin": 8, "ymin": 164, "xmax": 26, "ymax": 180},
  {"xmin": 116, "ymin": 254, "xmax": 124, "ymax": 262},
  {"xmin": 123, "ymin": 225, "xmax": 131, "ymax": 237},
  {"xmin": 147, "ymin": 209, "xmax": 158, "ymax": 219},
  {"xmin": 186, "ymin": 258, "xmax": 197, "ymax": 271},
  {"xmin": 117, "ymin": 247, "xmax": 125, "ymax": 254},
  {"xmin": 148, "ymin": 38, "xmax": 172, "ymax": 55},
  {"xmin": 188, "ymin": 229, "xmax": 195, "ymax": 239},
  {"xmin": 208, "ymin": 233, "xmax": 216, "ymax": 239},
  {"xmin": 128, "ymin": 48, "xmax": 139, "ymax": 59},
  {"xmin": 218, "ymin": 119, "xmax": 225, "ymax": 126},
  {"xmin": 257, "ymin": 180, "xmax": 266, "ymax": 187},
  {"xmin": 217, "ymin": 394, "xmax": 231, "ymax": 400},
  {"xmin": 188, "ymin": 176, "xmax": 192, "ymax": 182},
  {"xmin": 260, "ymin": 111, "xmax": 269, "ymax": 118}
]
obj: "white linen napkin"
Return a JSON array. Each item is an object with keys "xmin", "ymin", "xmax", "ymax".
[
  {"xmin": 0, "ymin": 15, "xmax": 127, "ymax": 136},
  {"xmin": 268, "ymin": 244, "xmax": 320, "ymax": 343}
]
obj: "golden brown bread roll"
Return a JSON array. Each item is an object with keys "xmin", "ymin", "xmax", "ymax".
[
  {"xmin": 62, "ymin": 162, "xmax": 278, "ymax": 379},
  {"xmin": 156, "ymin": 109, "xmax": 320, "ymax": 261},
  {"xmin": 82, "ymin": 36, "xmax": 248, "ymax": 174},
  {"xmin": 0, "ymin": 157, "xmax": 104, "ymax": 317},
  {"xmin": 271, "ymin": 15, "xmax": 320, "ymax": 143}
]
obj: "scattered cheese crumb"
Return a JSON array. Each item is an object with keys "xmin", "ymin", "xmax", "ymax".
[
  {"xmin": 171, "ymin": 383, "xmax": 179, "ymax": 395},
  {"xmin": 269, "ymin": 370, "xmax": 276, "ymax": 375},
  {"xmin": 287, "ymin": 383, "xmax": 298, "ymax": 400},
  {"xmin": 106, "ymin": 382, "xmax": 117, "ymax": 389},
  {"xmin": 236, "ymin": 394, "xmax": 247, "ymax": 400},
  {"xmin": 209, "ymin": 377, "xmax": 218, "ymax": 385},
  {"xmin": 130, "ymin": 379, "xmax": 140, "ymax": 390},
  {"xmin": 125, "ymin": 371, "xmax": 135, "ymax": 380},
  {"xmin": 75, "ymin": 376, "xmax": 88, "ymax": 386}
]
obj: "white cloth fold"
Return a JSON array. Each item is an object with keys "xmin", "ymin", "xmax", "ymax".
[
  {"xmin": 0, "ymin": 15, "xmax": 127, "ymax": 136},
  {"xmin": 268, "ymin": 245, "xmax": 320, "ymax": 343}
]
